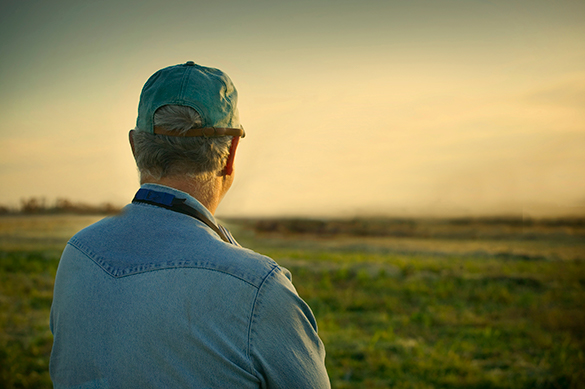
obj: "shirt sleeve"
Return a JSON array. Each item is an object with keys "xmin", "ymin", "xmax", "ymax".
[{"xmin": 249, "ymin": 267, "xmax": 331, "ymax": 389}]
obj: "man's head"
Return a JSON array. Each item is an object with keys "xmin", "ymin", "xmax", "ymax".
[{"xmin": 130, "ymin": 62, "xmax": 243, "ymax": 183}]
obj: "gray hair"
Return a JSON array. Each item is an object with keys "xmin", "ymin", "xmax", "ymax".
[{"xmin": 132, "ymin": 105, "xmax": 232, "ymax": 181}]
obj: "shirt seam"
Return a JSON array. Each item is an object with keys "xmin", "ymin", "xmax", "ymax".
[
  {"xmin": 67, "ymin": 237, "xmax": 261, "ymax": 286},
  {"xmin": 246, "ymin": 266, "xmax": 280, "ymax": 378},
  {"xmin": 66, "ymin": 240, "xmax": 116, "ymax": 278}
]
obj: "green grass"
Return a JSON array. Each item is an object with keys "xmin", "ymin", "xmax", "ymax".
[
  {"xmin": 255, "ymin": 247, "xmax": 585, "ymax": 388},
  {"xmin": 0, "ymin": 250, "xmax": 59, "ymax": 388},
  {"xmin": 1, "ymin": 215, "xmax": 584, "ymax": 388},
  {"xmin": 234, "ymin": 222, "xmax": 585, "ymax": 389}
]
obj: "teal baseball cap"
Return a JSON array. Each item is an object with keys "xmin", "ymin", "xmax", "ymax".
[{"xmin": 136, "ymin": 61, "xmax": 244, "ymax": 137}]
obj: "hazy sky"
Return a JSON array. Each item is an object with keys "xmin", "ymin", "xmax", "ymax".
[{"xmin": 1, "ymin": 0, "xmax": 584, "ymax": 217}]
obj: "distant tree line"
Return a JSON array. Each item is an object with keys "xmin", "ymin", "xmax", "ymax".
[
  {"xmin": 0, "ymin": 197, "xmax": 122, "ymax": 215},
  {"xmin": 230, "ymin": 215, "xmax": 585, "ymax": 240}
]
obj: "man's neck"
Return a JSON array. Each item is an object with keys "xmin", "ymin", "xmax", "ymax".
[{"xmin": 141, "ymin": 175, "xmax": 223, "ymax": 215}]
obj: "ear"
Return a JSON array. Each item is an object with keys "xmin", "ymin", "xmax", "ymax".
[
  {"xmin": 223, "ymin": 136, "xmax": 240, "ymax": 176},
  {"xmin": 129, "ymin": 130, "xmax": 136, "ymax": 158}
]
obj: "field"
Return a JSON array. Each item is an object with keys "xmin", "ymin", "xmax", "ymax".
[{"xmin": 1, "ymin": 215, "xmax": 584, "ymax": 388}]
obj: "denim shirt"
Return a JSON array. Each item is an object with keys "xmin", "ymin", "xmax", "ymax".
[{"xmin": 50, "ymin": 184, "xmax": 330, "ymax": 389}]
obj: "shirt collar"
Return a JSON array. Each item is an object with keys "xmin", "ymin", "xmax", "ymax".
[{"xmin": 139, "ymin": 183, "xmax": 219, "ymax": 228}]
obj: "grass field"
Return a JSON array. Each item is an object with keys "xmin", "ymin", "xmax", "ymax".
[{"xmin": 1, "ymin": 215, "xmax": 584, "ymax": 388}]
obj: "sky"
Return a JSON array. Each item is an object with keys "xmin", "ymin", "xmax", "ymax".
[{"xmin": 1, "ymin": 0, "xmax": 584, "ymax": 218}]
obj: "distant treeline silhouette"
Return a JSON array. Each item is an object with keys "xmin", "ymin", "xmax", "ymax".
[
  {"xmin": 0, "ymin": 197, "xmax": 122, "ymax": 215},
  {"xmin": 230, "ymin": 216, "xmax": 585, "ymax": 241}
]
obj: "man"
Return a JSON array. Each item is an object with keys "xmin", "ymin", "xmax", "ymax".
[{"xmin": 50, "ymin": 61, "xmax": 330, "ymax": 388}]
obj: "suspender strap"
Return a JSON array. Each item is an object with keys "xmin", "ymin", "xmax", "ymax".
[{"xmin": 132, "ymin": 188, "xmax": 231, "ymax": 244}]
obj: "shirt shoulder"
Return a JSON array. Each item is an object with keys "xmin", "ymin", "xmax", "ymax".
[
  {"xmin": 247, "ymin": 261, "xmax": 330, "ymax": 388},
  {"xmin": 68, "ymin": 203, "xmax": 283, "ymax": 288}
]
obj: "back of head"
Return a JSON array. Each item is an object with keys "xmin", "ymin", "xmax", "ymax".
[{"xmin": 132, "ymin": 62, "xmax": 244, "ymax": 181}]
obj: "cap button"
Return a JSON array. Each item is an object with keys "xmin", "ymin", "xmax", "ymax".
[{"xmin": 185, "ymin": 61, "xmax": 195, "ymax": 66}]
